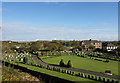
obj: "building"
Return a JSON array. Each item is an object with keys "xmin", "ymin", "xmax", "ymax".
[
  {"xmin": 103, "ymin": 43, "xmax": 118, "ymax": 51},
  {"xmin": 81, "ymin": 39, "xmax": 102, "ymax": 51}
]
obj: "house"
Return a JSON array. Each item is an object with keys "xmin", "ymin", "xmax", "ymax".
[
  {"xmin": 81, "ymin": 39, "xmax": 102, "ymax": 51},
  {"xmin": 103, "ymin": 43, "xmax": 118, "ymax": 52}
]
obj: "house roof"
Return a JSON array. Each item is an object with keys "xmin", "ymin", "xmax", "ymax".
[
  {"xmin": 107, "ymin": 43, "xmax": 116, "ymax": 47},
  {"xmin": 82, "ymin": 40, "xmax": 101, "ymax": 43}
]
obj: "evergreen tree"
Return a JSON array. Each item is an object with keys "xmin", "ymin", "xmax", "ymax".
[
  {"xmin": 60, "ymin": 59, "xmax": 65, "ymax": 67},
  {"xmin": 67, "ymin": 60, "xmax": 73, "ymax": 68},
  {"xmin": 23, "ymin": 57, "xmax": 28, "ymax": 64}
]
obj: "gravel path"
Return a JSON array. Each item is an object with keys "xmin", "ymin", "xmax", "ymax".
[{"xmin": 31, "ymin": 54, "xmax": 120, "ymax": 80}]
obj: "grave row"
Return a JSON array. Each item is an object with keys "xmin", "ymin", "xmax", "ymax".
[{"xmin": 27, "ymin": 63, "xmax": 119, "ymax": 83}]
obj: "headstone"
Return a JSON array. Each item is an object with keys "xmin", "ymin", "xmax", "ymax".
[
  {"xmin": 107, "ymin": 79, "xmax": 110, "ymax": 83},
  {"xmin": 116, "ymin": 81, "xmax": 119, "ymax": 83},
  {"xmin": 67, "ymin": 71, "xmax": 69, "ymax": 74},
  {"xmin": 81, "ymin": 73, "xmax": 83, "ymax": 77},
  {"xmin": 64, "ymin": 70, "xmax": 67, "ymax": 73},
  {"xmin": 47, "ymin": 65, "xmax": 49, "ymax": 69},
  {"xmin": 70, "ymin": 71, "xmax": 72, "ymax": 75},
  {"xmin": 88, "ymin": 75, "xmax": 90, "ymax": 79},
  {"xmin": 98, "ymin": 77, "xmax": 101, "ymax": 81},
  {"xmin": 78, "ymin": 73, "xmax": 80, "ymax": 76},
  {"xmin": 62, "ymin": 70, "xmax": 64, "ymax": 73},
  {"xmin": 72, "ymin": 72, "xmax": 75, "ymax": 75},
  {"xmin": 103, "ymin": 78, "xmax": 105, "ymax": 82},
  {"xmin": 95, "ymin": 76, "xmax": 97, "ymax": 81},
  {"xmin": 91, "ymin": 76, "xmax": 94, "ymax": 79},
  {"xmin": 111, "ymin": 79, "xmax": 114, "ymax": 83},
  {"xmin": 53, "ymin": 67, "xmax": 55, "ymax": 71},
  {"xmin": 21, "ymin": 58, "xmax": 23, "ymax": 61},
  {"xmin": 85, "ymin": 75, "xmax": 87, "ymax": 78},
  {"xmin": 82, "ymin": 73, "xmax": 85, "ymax": 77}
]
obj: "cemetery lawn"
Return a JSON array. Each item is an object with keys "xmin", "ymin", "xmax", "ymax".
[
  {"xmin": 4, "ymin": 61, "xmax": 96, "ymax": 82},
  {"xmin": 40, "ymin": 55, "xmax": 119, "ymax": 76}
]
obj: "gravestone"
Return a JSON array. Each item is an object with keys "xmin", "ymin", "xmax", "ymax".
[
  {"xmin": 106, "ymin": 79, "xmax": 110, "ymax": 83},
  {"xmin": 81, "ymin": 73, "xmax": 83, "ymax": 77},
  {"xmin": 88, "ymin": 75, "xmax": 90, "ymax": 79},
  {"xmin": 116, "ymin": 81, "xmax": 119, "ymax": 83},
  {"xmin": 64, "ymin": 70, "xmax": 67, "ymax": 73},
  {"xmin": 103, "ymin": 78, "xmax": 105, "ymax": 82},
  {"xmin": 111, "ymin": 79, "xmax": 114, "ymax": 83},
  {"xmin": 70, "ymin": 71, "xmax": 72, "ymax": 75},
  {"xmin": 78, "ymin": 73, "xmax": 80, "ymax": 77},
  {"xmin": 91, "ymin": 76, "xmax": 94, "ymax": 79},
  {"xmin": 98, "ymin": 77, "xmax": 101, "ymax": 81},
  {"xmin": 95, "ymin": 76, "xmax": 97, "ymax": 81},
  {"xmin": 67, "ymin": 71, "xmax": 69, "ymax": 74},
  {"xmin": 72, "ymin": 72, "xmax": 75, "ymax": 76},
  {"xmin": 85, "ymin": 75, "xmax": 87, "ymax": 78}
]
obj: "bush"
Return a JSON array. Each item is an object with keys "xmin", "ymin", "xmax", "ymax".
[
  {"xmin": 105, "ymin": 70, "xmax": 111, "ymax": 73},
  {"xmin": 67, "ymin": 60, "xmax": 73, "ymax": 68},
  {"xmin": 41, "ymin": 52, "xmax": 44, "ymax": 55},
  {"xmin": 60, "ymin": 59, "xmax": 66, "ymax": 67},
  {"xmin": 23, "ymin": 57, "xmax": 28, "ymax": 64}
]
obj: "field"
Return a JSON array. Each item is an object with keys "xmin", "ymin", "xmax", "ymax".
[{"xmin": 40, "ymin": 55, "xmax": 119, "ymax": 76}]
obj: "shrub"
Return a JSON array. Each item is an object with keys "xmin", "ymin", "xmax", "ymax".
[
  {"xmin": 67, "ymin": 60, "xmax": 73, "ymax": 68},
  {"xmin": 23, "ymin": 57, "xmax": 28, "ymax": 64},
  {"xmin": 105, "ymin": 70, "xmax": 111, "ymax": 73},
  {"xmin": 41, "ymin": 52, "xmax": 44, "ymax": 56},
  {"xmin": 60, "ymin": 59, "xmax": 65, "ymax": 67}
]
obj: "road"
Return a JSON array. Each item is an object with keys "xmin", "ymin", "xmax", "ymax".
[{"xmin": 31, "ymin": 54, "xmax": 120, "ymax": 80}]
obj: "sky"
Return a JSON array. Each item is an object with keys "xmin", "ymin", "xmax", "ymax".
[
  {"xmin": 2, "ymin": 0, "xmax": 120, "ymax": 2},
  {"xmin": 2, "ymin": 2, "xmax": 118, "ymax": 41}
]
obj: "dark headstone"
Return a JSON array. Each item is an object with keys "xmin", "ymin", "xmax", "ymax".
[
  {"xmin": 85, "ymin": 75, "xmax": 87, "ymax": 78},
  {"xmin": 64, "ymin": 70, "xmax": 67, "ymax": 73},
  {"xmin": 99, "ymin": 77, "xmax": 101, "ymax": 81},
  {"xmin": 81, "ymin": 73, "xmax": 83, "ymax": 77},
  {"xmin": 116, "ymin": 81, "xmax": 119, "ymax": 83},
  {"xmin": 72, "ymin": 72, "xmax": 75, "ymax": 76},
  {"xmin": 91, "ymin": 76, "xmax": 94, "ymax": 79},
  {"xmin": 78, "ymin": 73, "xmax": 80, "ymax": 77},
  {"xmin": 88, "ymin": 75, "xmax": 90, "ymax": 79},
  {"xmin": 107, "ymin": 79, "xmax": 110, "ymax": 83},
  {"xmin": 70, "ymin": 71, "xmax": 72, "ymax": 75},
  {"xmin": 67, "ymin": 71, "xmax": 69, "ymax": 74},
  {"xmin": 103, "ymin": 78, "xmax": 105, "ymax": 82},
  {"xmin": 111, "ymin": 79, "xmax": 114, "ymax": 83},
  {"xmin": 95, "ymin": 76, "xmax": 97, "ymax": 81}
]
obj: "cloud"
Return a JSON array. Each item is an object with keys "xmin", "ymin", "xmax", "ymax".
[{"xmin": 2, "ymin": 21, "xmax": 118, "ymax": 41}]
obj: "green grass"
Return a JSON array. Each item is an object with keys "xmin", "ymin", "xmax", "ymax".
[
  {"xmin": 4, "ymin": 61, "xmax": 96, "ymax": 82},
  {"xmin": 40, "ymin": 55, "xmax": 119, "ymax": 76},
  {"xmin": 4, "ymin": 60, "xmax": 120, "ymax": 82}
]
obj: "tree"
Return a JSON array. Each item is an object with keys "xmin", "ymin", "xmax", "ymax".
[
  {"xmin": 60, "ymin": 59, "xmax": 65, "ymax": 67},
  {"xmin": 23, "ymin": 57, "xmax": 28, "ymax": 64},
  {"xmin": 67, "ymin": 60, "xmax": 73, "ymax": 68},
  {"xmin": 41, "ymin": 52, "xmax": 44, "ymax": 55},
  {"xmin": 89, "ymin": 45, "xmax": 95, "ymax": 50},
  {"xmin": 75, "ymin": 46, "xmax": 82, "ymax": 51}
]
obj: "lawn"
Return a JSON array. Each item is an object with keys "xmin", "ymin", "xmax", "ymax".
[
  {"xmin": 40, "ymin": 55, "xmax": 119, "ymax": 76},
  {"xmin": 4, "ymin": 60, "xmax": 96, "ymax": 82}
]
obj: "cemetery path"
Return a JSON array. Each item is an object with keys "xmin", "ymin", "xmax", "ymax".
[{"xmin": 31, "ymin": 54, "xmax": 120, "ymax": 80}]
